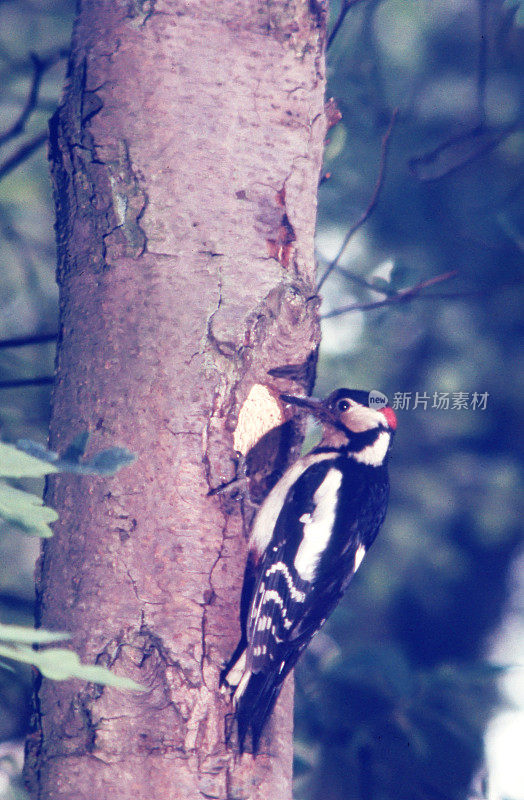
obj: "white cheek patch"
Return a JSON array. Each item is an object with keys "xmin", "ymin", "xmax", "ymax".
[
  {"xmin": 343, "ymin": 404, "xmax": 385, "ymax": 433},
  {"xmin": 352, "ymin": 431, "xmax": 391, "ymax": 466},
  {"xmin": 294, "ymin": 468, "xmax": 343, "ymax": 582}
]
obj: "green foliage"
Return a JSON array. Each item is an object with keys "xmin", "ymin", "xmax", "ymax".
[
  {"xmin": 0, "ymin": 438, "xmax": 135, "ymax": 536},
  {"xmin": 0, "ymin": 443, "xmax": 59, "ymax": 479},
  {"xmin": 0, "ymin": 443, "xmax": 59, "ymax": 536},
  {"xmin": 0, "ymin": 624, "xmax": 143, "ymax": 692},
  {"xmin": 0, "ymin": 483, "xmax": 58, "ymax": 538},
  {"xmin": 0, "ymin": 641, "xmax": 143, "ymax": 692},
  {"xmin": 0, "ymin": 624, "xmax": 69, "ymax": 644},
  {"xmin": 16, "ymin": 435, "xmax": 135, "ymax": 475},
  {"xmin": 0, "ymin": 437, "xmax": 141, "ymax": 705},
  {"xmin": 296, "ymin": 644, "xmax": 503, "ymax": 800}
]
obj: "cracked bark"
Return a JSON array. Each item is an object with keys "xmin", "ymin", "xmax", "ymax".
[{"xmin": 25, "ymin": 1, "xmax": 326, "ymax": 798}]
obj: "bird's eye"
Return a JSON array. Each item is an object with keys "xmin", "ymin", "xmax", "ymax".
[{"xmin": 337, "ymin": 399, "xmax": 351, "ymax": 412}]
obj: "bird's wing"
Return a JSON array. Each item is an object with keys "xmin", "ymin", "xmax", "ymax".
[{"xmin": 245, "ymin": 459, "xmax": 354, "ymax": 675}]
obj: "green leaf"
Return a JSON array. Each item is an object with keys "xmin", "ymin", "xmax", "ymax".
[
  {"xmin": 0, "ymin": 482, "xmax": 58, "ymax": 537},
  {"xmin": 61, "ymin": 431, "xmax": 90, "ymax": 464},
  {"xmin": 16, "ymin": 438, "xmax": 135, "ymax": 476},
  {"xmin": 0, "ymin": 644, "xmax": 145, "ymax": 691},
  {"xmin": 15, "ymin": 439, "xmax": 61, "ymax": 466},
  {"xmin": 83, "ymin": 447, "xmax": 135, "ymax": 475},
  {"xmin": 0, "ymin": 624, "xmax": 70, "ymax": 645},
  {"xmin": 0, "ymin": 442, "xmax": 59, "ymax": 478}
]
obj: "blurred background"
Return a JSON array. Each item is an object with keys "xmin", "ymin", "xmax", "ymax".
[{"xmin": 0, "ymin": 1, "xmax": 522, "ymax": 799}]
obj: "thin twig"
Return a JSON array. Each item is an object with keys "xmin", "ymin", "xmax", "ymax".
[
  {"xmin": 408, "ymin": 122, "xmax": 519, "ymax": 182},
  {"xmin": 477, "ymin": 0, "xmax": 488, "ymax": 126},
  {"xmin": 322, "ymin": 270, "xmax": 459, "ymax": 318},
  {"xmin": 327, "ymin": 0, "xmax": 369, "ymax": 50},
  {"xmin": 317, "ymin": 108, "xmax": 398, "ymax": 292},
  {"xmin": 0, "ymin": 130, "xmax": 47, "ymax": 182},
  {"xmin": 328, "ymin": 265, "xmax": 395, "ymax": 295},
  {"xmin": 410, "ymin": 3, "xmax": 520, "ymax": 182},
  {"xmin": 0, "ymin": 54, "xmax": 44, "ymax": 148},
  {"xmin": 0, "ymin": 49, "xmax": 67, "ymax": 148},
  {"xmin": 0, "ymin": 332, "xmax": 58, "ymax": 349},
  {"xmin": 0, "ymin": 376, "xmax": 53, "ymax": 390}
]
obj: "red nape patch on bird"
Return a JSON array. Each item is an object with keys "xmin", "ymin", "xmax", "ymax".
[{"xmin": 380, "ymin": 406, "xmax": 397, "ymax": 430}]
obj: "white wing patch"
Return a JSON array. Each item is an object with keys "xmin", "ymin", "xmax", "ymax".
[
  {"xmin": 294, "ymin": 468, "xmax": 343, "ymax": 581},
  {"xmin": 249, "ymin": 452, "xmax": 337, "ymax": 556}
]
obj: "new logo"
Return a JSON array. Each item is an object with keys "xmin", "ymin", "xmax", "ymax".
[{"xmin": 368, "ymin": 390, "xmax": 388, "ymax": 409}]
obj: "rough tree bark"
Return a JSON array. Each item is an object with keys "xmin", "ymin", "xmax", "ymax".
[{"xmin": 25, "ymin": 2, "xmax": 327, "ymax": 798}]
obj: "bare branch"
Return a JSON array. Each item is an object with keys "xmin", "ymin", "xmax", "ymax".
[
  {"xmin": 409, "ymin": 1, "xmax": 520, "ymax": 182},
  {"xmin": 317, "ymin": 108, "xmax": 398, "ymax": 292},
  {"xmin": 327, "ymin": 0, "xmax": 370, "ymax": 50},
  {"xmin": 408, "ymin": 122, "xmax": 519, "ymax": 182},
  {"xmin": 322, "ymin": 270, "xmax": 459, "ymax": 318},
  {"xmin": 0, "ymin": 54, "xmax": 45, "ymax": 148},
  {"xmin": 477, "ymin": 0, "xmax": 488, "ymax": 126},
  {"xmin": 333, "ymin": 266, "xmax": 395, "ymax": 295},
  {"xmin": 0, "ymin": 332, "xmax": 58, "ymax": 349},
  {"xmin": 0, "ymin": 48, "xmax": 68, "ymax": 181},
  {"xmin": 0, "ymin": 592, "xmax": 35, "ymax": 613},
  {"xmin": 0, "ymin": 130, "xmax": 47, "ymax": 182},
  {"xmin": 0, "ymin": 50, "xmax": 66, "ymax": 148},
  {"xmin": 0, "ymin": 376, "xmax": 53, "ymax": 390}
]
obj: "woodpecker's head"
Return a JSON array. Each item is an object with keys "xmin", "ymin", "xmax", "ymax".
[{"xmin": 281, "ymin": 388, "xmax": 396, "ymax": 466}]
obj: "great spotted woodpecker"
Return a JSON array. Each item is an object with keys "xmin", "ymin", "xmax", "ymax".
[{"xmin": 220, "ymin": 388, "xmax": 397, "ymax": 753}]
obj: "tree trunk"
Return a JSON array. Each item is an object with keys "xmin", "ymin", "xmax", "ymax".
[{"xmin": 25, "ymin": 2, "xmax": 326, "ymax": 798}]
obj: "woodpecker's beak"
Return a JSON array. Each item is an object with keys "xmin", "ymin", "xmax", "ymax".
[{"xmin": 280, "ymin": 394, "xmax": 334, "ymax": 425}]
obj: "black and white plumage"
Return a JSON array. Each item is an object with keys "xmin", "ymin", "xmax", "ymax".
[{"xmin": 220, "ymin": 388, "xmax": 397, "ymax": 753}]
